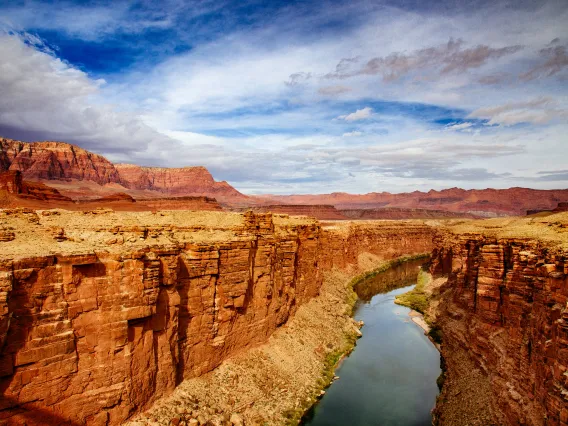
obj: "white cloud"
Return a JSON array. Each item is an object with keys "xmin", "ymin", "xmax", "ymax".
[
  {"xmin": 446, "ymin": 122, "xmax": 474, "ymax": 131},
  {"xmin": 469, "ymin": 98, "xmax": 568, "ymax": 125},
  {"xmin": 342, "ymin": 131, "xmax": 363, "ymax": 137},
  {"xmin": 337, "ymin": 107, "xmax": 373, "ymax": 121},
  {"xmin": 0, "ymin": 33, "xmax": 174, "ymax": 153}
]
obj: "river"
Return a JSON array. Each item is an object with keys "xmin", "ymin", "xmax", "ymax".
[{"xmin": 301, "ymin": 258, "xmax": 441, "ymax": 426}]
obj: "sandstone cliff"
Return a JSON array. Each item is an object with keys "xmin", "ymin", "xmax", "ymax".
[
  {"xmin": 1, "ymin": 138, "xmax": 121, "ymax": 185},
  {"xmin": 0, "ymin": 210, "xmax": 435, "ymax": 425},
  {"xmin": 0, "ymin": 138, "xmax": 245, "ymax": 203},
  {"xmin": 114, "ymin": 164, "xmax": 245, "ymax": 200},
  {"xmin": 429, "ymin": 214, "xmax": 568, "ymax": 425},
  {"xmin": 340, "ymin": 207, "xmax": 476, "ymax": 220}
]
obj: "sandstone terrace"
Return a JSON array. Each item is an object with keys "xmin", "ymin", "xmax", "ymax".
[{"xmin": 443, "ymin": 212, "xmax": 568, "ymax": 249}]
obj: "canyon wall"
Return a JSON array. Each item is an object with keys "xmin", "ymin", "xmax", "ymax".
[
  {"xmin": 430, "ymin": 233, "xmax": 568, "ymax": 426},
  {"xmin": 0, "ymin": 210, "xmax": 435, "ymax": 425}
]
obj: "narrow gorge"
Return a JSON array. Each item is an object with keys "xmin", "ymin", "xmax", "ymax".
[{"xmin": 0, "ymin": 208, "xmax": 567, "ymax": 425}]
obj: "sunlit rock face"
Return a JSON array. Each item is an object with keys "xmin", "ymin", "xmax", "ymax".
[
  {"xmin": 0, "ymin": 210, "xmax": 435, "ymax": 425},
  {"xmin": 431, "ymin": 234, "xmax": 568, "ymax": 426}
]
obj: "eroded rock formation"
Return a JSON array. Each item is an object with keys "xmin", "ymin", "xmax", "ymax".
[
  {"xmin": 0, "ymin": 210, "xmax": 435, "ymax": 425},
  {"xmin": 0, "ymin": 138, "xmax": 245, "ymax": 202},
  {"xmin": 114, "ymin": 164, "xmax": 244, "ymax": 200},
  {"xmin": 430, "ymin": 231, "xmax": 568, "ymax": 425},
  {"xmin": 340, "ymin": 207, "xmax": 476, "ymax": 220},
  {"xmin": 0, "ymin": 170, "xmax": 72, "ymax": 203}
]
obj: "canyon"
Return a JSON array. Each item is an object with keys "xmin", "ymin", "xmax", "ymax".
[
  {"xmin": 1, "ymin": 207, "xmax": 566, "ymax": 425},
  {"xmin": 1, "ymin": 136, "xmax": 568, "ymax": 426},
  {"xmin": 0, "ymin": 209, "xmax": 435, "ymax": 425}
]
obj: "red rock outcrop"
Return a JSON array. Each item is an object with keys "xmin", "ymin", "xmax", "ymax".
[
  {"xmin": 430, "ymin": 234, "xmax": 568, "ymax": 425},
  {"xmin": 0, "ymin": 170, "xmax": 72, "ymax": 203},
  {"xmin": 0, "ymin": 211, "xmax": 435, "ymax": 425},
  {"xmin": 114, "ymin": 164, "xmax": 245, "ymax": 200},
  {"xmin": 1, "ymin": 138, "xmax": 121, "ymax": 185},
  {"xmin": 264, "ymin": 187, "xmax": 568, "ymax": 216},
  {"xmin": 0, "ymin": 138, "xmax": 246, "ymax": 203},
  {"xmin": 135, "ymin": 196, "xmax": 223, "ymax": 211}
]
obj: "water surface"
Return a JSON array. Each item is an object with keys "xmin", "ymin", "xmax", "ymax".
[{"xmin": 302, "ymin": 259, "xmax": 440, "ymax": 426}]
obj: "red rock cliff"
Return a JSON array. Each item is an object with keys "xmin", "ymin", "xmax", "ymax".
[
  {"xmin": 0, "ymin": 211, "xmax": 435, "ymax": 425},
  {"xmin": 430, "ymin": 234, "xmax": 568, "ymax": 425},
  {"xmin": 114, "ymin": 164, "xmax": 244, "ymax": 199},
  {"xmin": 1, "ymin": 138, "xmax": 121, "ymax": 185},
  {"xmin": 0, "ymin": 139, "xmax": 245, "ymax": 202}
]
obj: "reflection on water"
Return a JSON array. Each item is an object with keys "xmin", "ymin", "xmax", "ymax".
[
  {"xmin": 301, "ymin": 258, "xmax": 440, "ymax": 426},
  {"xmin": 353, "ymin": 258, "xmax": 427, "ymax": 302}
]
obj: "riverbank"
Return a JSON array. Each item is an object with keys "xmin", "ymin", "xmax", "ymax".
[
  {"xmin": 302, "ymin": 266, "xmax": 441, "ymax": 426},
  {"xmin": 127, "ymin": 253, "xmax": 429, "ymax": 426}
]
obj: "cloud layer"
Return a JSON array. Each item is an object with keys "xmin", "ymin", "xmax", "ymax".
[{"xmin": 0, "ymin": 0, "xmax": 567, "ymax": 193}]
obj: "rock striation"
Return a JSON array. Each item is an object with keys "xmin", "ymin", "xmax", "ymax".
[
  {"xmin": 430, "ymin": 227, "xmax": 568, "ymax": 425},
  {"xmin": 340, "ymin": 207, "xmax": 476, "ymax": 220},
  {"xmin": 114, "ymin": 164, "xmax": 244, "ymax": 200},
  {"xmin": 0, "ymin": 210, "xmax": 435, "ymax": 425},
  {"xmin": 1, "ymin": 139, "xmax": 121, "ymax": 185}
]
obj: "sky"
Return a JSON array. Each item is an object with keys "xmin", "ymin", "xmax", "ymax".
[{"xmin": 0, "ymin": 0, "xmax": 567, "ymax": 194}]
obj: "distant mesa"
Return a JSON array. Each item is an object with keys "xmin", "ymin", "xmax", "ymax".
[
  {"xmin": 264, "ymin": 187, "xmax": 568, "ymax": 217},
  {"xmin": 0, "ymin": 137, "xmax": 246, "ymax": 203},
  {"xmin": 2, "ymin": 136, "xmax": 567, "ymax": 217}
]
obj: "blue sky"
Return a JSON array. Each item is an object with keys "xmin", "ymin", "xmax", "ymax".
[{"xmin": 0, "ymin": 0, "xmax": 567, "ymax": 194}]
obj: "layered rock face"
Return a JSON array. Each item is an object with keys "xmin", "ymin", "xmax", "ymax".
[
  {"xmin": 1, "ymin": 139, "xmax": 121, "ymax": 185},
  {"xmin": 0, "ymin": 210, "xmax": 435, "ymax": 425},
  {"xmin": 0, "ymin": 139, "xmax": 245, "ymax": 202},
  {"xmin": 340, "ymin": 207, "xmax": 475, "ymax": 219},
  {"xmin": 246, "ymin": 204, "xmax": 348, "ymax": 220},
  {"xmin": 430, "ymin": 234, "xmax": 568, "ymax": 425},
  {"xmin": 114, "ymin": 164, "xmax": 244, "ymax": 199}
]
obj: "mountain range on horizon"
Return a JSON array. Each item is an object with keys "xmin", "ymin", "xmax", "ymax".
[{"xmin": 1, "ymin": 137, "xmax": 567, "ymax": 216}]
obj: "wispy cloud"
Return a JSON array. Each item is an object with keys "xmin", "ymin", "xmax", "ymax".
[
  {"xmin": 337, "ymin": 107, "xmax": 373, "ymax": 121},
  {"xmin": 0, "ymin": 33, "xmax": 174, "ymax": 153},
  {"xmin": 469, "ymin": 97, "xmax": 568, "ymax": 125},
  {"xmin": 324, "ymin": 39, "xmax": 523, "ymax": 81}
]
